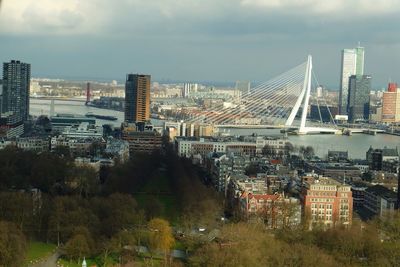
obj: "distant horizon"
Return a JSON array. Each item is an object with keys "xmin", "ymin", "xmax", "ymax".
[{"xmin": 32, "ymin": 73, "xmax": 396, "ymax": 91}]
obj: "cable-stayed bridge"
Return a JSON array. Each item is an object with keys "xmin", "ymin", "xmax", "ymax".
[{"xmin": 187, "ymin": 56, "xmax": 342, "ymax": 135}]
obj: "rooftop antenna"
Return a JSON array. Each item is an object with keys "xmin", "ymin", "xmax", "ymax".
[{"xmin": 358, "ymin": 41, "xmax": 361, "ymax": 47}]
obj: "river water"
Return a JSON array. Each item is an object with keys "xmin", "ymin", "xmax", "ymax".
[{"xmin": 30, "ymin": 98, "xmax": 400, "ymax": 159}]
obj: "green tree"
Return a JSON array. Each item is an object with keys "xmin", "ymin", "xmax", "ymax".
[
  {"xmin": 148, "ymin": 218, "xmax": 175, "ymax": 264},
  {"xmin": 69, "ymin": 165, "xmax": 99, "ymax": 197},
  {"xmin": 108, "ymin": 230, "xmax": 136, "ymax": 264},
  {"xmin": 53, "ymin": 145, "xmax": 71, "ymax": 158},
  {"xmin": 144, "ymin": 196, "xmax": 165, "ymax": 220},
  {"xmin": 0, "ymin": 221, "xmax": 27, "ymax": 267},
  {"xmin": 64, "ymin": 233, "xmax": 91, "ymax": 264}
]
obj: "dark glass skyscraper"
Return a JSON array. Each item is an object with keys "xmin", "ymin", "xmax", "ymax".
[
  {"xmin": 2, "ymin": 60, "xmax": 31, "ymax": 122},
  {"xmin": 124, "ymin": 74, "xmax": 150, "ymax": 123},
  {"xmin": 347, "ymin": 75, "xmax": 371, "ymax": 123}
]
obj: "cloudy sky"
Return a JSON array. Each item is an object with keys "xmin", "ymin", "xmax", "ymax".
[{"xmin": 1, "ymin": 0, "xmax": 400, "ymax": 88}]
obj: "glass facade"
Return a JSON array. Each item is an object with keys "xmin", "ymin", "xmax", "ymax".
[
  {"xmin": 339, "ymin": 46, "xmax": 365, "ymax": 115},
  {"xmin": 348, "ymin": 75, "xmax": 371, "ymax": 122}
]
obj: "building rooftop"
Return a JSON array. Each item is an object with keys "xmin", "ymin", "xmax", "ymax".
[
  {"xmin": 367, "ymin": 146, "xmax": 399, "ymax": 157},
  {"xmin": 312, "ymin": 177, "xmax": 342, "ymax": 185},
  {"xmin": 366, "ymin": 185, "xmax": 397, "ymax": 200}
]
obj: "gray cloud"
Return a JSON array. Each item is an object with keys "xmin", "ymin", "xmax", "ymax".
[{"xmin": 0, "ymin": 0, "xmax": 400, "ymax": 88}]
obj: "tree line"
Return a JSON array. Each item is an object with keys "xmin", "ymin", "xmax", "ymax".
[{"xmin": 0, "ymin": 146, "xmax": 222, "ymax": 266}]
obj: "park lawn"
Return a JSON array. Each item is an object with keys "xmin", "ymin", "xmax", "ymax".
[
  {"xmin": 134, "ymin": 170, "xmax": 180, "ymax": 221},
  {"xmin": 25, "ymin": 241, "xmax": 56, "ymax": 265},
  {"xmin": 173, "ymin": 240, "xmax": 186, "ymax": 250},
  {"xmin": 134, "ymin": 194, "xmax": 179, "ymax": 221},
  {"xmin": 134, "ymin": 257, "xmax": 164, "ymax": 267},
  {"xmin": 140, "ymin": 171, "xmax": 170, "ymax": 193}
]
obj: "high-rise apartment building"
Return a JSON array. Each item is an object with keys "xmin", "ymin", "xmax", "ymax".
[
  {"xmin": 182, "ymin": 83, "xmax": 198, "ymax": 98},
  {"xmin": 2, "ymin": 60, "xmax": 31, "ymax": 122},
  {"xmin": 347, "ymin": 75, "xmax": 371, "ymax": 123},
  {"xmin": 339, "ymin": 46, "xmax": 364, "ymax": 114},
  {"xmin": 235, "ymin": 81, "xmax": 251, "ymax": 96},
  {"xmin": 382, "ymin": 83, "xmax": 400, "ymax": 123},
  {"xmin": 124, "ymin": 74, "xmax": 150, "ymax": 123}
]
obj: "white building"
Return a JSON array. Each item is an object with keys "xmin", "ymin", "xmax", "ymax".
[
  {"xmin": 105, "ymin": 137, "xmax": 130, "ymax": 163},
  {"xmin": 17, "ymin": 137, "xmax": 49, "ymax": 152},
  {"xmin": 176, "ymin": 136, "xmax": 288, "ymax": 158},
  {"xmin": 62, "ymin": 122, "xmax": 103, "ymax": 139},
  {"xmin": 339, "ymin": 46, "xmax": 365, "ymax": 115},
  {"xmin": 182, "ymin": 83, "xmax": 198, "ymax": 98}
]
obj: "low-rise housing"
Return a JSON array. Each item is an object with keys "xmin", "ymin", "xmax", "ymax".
[
  {"xmin": 227, "ymin": 176, "xmax": 301, "ymax": 228},
  {"xmin": 364, "ymin": 185, "xmax": 397, "ymax": 217},
  {"xmin": 17, "ymin": 137, "xmax": 49, "ymax": 152},
  {"xmin": 122, "ymin": 126, "xmax": 162, "ymax": 156},
  {"xmin": 176, "ymin": 136, "xmax": 289, "ymax": 159},
  {"xmin": 305, "ymin": 161, "xmax": 361, "ymax": 181},
  {"xmin": 51, "ymin": 136, "xmax": 104, "ymax": 157},
  {"xmin": 62, "ymin": 122, "xmax": 103, "ymax": 139},
  {"xmin": 366, "ymin": 146, "xmax": 399, "ymax": 171},
  {"xmin": 207, "ymin": 153, "xmax": 250, "ymax": 192},
  {"xmin": 105, "ymin": 137, "xmax": 130, "ymax": 163}
]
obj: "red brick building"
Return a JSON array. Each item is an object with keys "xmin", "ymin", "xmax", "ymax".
[{"xmin": 302, "ymin": 177, "xmax": 353, "ymax": 228}]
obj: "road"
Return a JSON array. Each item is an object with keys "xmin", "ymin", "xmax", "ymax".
[{"xmin": 28, "ymin": 252, "xmax": 60, "ymax": 267}]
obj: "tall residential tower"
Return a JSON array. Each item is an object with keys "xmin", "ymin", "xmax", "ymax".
[
  {"xmin": 2, "ymin": 60, "xmax": 31, "ymax": 122},
  {"xmin": 124, "ymin": 74, "xmax": 151, "ymax": 123},
  {"xmin": 339, "ymin": 46, "xmax": 365, "ymax": 115}
]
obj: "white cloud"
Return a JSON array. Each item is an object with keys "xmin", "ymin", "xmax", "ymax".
[
  {"xmin": 0, "ymin": 0, "xmax": 241, "ymax": 35},
  {"xmin": 241, "ymin": 0, "xmax": 400, "ymax": 15},
  {"xmin": 1, "ymin": 0, "xmax": 399, "ymax": 36},
  {"xmin": 0, "ymin": 0, "xmax": 111, "ymax": 34}
]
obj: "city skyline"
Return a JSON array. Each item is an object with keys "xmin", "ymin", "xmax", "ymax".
[{"xmin": 1, "ymin": 1, "xmax": 400, "ymax": 88}]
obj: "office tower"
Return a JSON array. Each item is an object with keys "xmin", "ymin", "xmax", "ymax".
[
  {"xmin": 0, "ymin": 79, "xmax": 2, "ymax": 113},
  {"xmin": 235, "ymin": 80, "xmax": 251, "ymax": 96},
  {"xmin": 339, "ymin": 46, "xmax": 365, "ymax": 114},
  {"xmin": 124, "ymin": 74, "xmax": 150, "ymax": 123},
  {"xmin": 382, "ymin": 83, "xmax": 400, "ymax": 123},
  {"xmin": 182, "ymin": 83, "xmax": 198, "ymax": 98},
  {"xmin": 316, "ymin": 86, "xmax": 323, "ymax": 98},
  {"xmin": 388, "ymin": 82, "xmax": 397, "ymax": 92},
  {"xmin": 347, "ymin": 75, "xmax": 371, "ymax": 123},
  {"xmin": 2, "ymin": 60, "xmax": 31, "ymax": 122}
]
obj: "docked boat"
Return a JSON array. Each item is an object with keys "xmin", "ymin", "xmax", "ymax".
[{"xmin": 85, "ymin": 112, "xmax": 118, "ymax": 121}]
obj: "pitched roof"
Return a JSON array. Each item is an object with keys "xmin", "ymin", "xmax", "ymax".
[{"xmin": 247, "ymin": 193, "xmax": 280, "ymax": 201}]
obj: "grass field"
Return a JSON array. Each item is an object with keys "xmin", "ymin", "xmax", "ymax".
[
  {"xmin": 25, "ymin": 241, "xmax": 56, "ymax": 266},
  {"xmin": 134, "ymin": 169, "xmax": 179, "ymax": 221}
]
